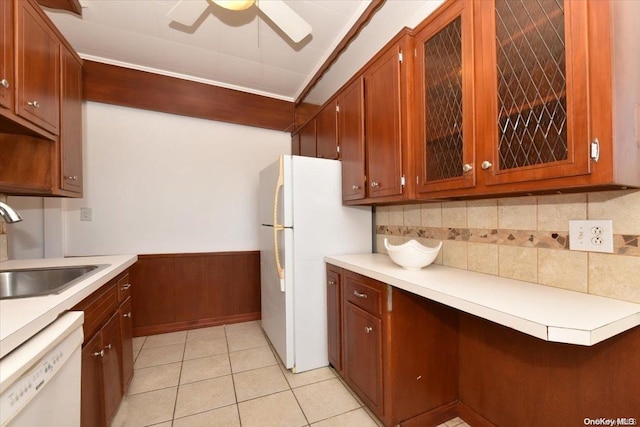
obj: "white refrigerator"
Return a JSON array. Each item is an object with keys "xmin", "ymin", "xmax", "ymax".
[{"xmin": 259, "ymin": 155, "xmax": 371, "ymax": 373}]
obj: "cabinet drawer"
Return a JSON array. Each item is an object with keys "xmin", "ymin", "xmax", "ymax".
[
  {"xmin": 345, "ymin": 272, "xmax": 383, "ymax": 316},
  {"xmin": 116, "ymin": 273, "xmax": 131, "ymax": 302},
  {"xmin": 75, "ymin": 281, "xmax": 118, "ymax": 341}
]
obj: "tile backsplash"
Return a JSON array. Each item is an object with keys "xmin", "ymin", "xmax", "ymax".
[
  {"xmin": 0, "ymin": 194, "xmax": 7, "ymax": 262},
  {"xmin": 375, "ymin": 190, "xmax": 640, "ymax": 304}
]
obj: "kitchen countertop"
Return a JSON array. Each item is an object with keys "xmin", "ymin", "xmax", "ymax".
[
  {"xmin": 325, "ymin": 253, "xmax": 640, "ymax": 346},
  {"xmin": 0, "ymin": 255, "xmax": 137, "ymax": 358}
]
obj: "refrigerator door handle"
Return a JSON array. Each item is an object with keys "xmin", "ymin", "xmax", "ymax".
[
  {"xmin": 273, "ymin": 156, "xmax": 286, "ymax": 292},
  {"xmin": 274, "ymin": 226, "xmax": 286, "ymax": 292}
]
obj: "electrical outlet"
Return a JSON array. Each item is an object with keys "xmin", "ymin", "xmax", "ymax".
[
  {"xmin": 80, "ymin": 207, "xmax": 92, "ymax": 221},
  {"xmin": 569, "ymin": 220, "xmax": 613, "ymax": 253}
]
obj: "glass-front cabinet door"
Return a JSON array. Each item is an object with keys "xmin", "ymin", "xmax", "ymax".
[
  {"xmin": 477, "ymin": 0, "xmax": 590, "ymax": 185},
  {"xmin": 415, "ymin": 0, "xmax": 475, "ymax": 194}
]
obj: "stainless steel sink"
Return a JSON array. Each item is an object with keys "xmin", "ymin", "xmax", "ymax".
[{"xmin": 0, "ymin": 265, "xmax": 108, "ymax": 299}]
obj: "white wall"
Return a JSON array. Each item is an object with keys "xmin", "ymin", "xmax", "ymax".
[
  {"xmin": 62, "ymin": 102, "xmax": 290, "ymax": 256},
  {"xmin": 6, "ymin": 197, "xmax": 45, "ymax": 259}
]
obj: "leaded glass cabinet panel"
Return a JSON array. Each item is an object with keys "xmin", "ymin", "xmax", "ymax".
[
  {"xmin": 415, "ymin": 0, "xmax": 475, "ymax": 194},
  {"xmin": 479, "ymin": 0, "xmax": 590, "ymax": 185}
]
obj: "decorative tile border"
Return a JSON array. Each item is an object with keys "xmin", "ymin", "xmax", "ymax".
[{"xmin": 376, "ymin": 225, "xmax": 640, "ymax": 257}]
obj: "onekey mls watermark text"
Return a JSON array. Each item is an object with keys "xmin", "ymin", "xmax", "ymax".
[{"xmin": 584, "ymin": 418, "xmax": 637, "ymax": 426}]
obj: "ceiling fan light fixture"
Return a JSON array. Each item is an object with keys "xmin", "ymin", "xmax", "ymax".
[{"xmin": 211, "ymin": 0, "xmax": 255, "ymax": 11}]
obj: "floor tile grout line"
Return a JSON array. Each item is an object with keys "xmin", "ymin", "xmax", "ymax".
[
  {"xmin": 222, "ymin": 326, "xmax": 241, "ymax": 417},
  {"xmin": 169, "ymin": 341, "xmax": 187, "ymax": 423},
  {"xmin": 169, "ymin": 402, "xmax": 238, "ymax": 425}
]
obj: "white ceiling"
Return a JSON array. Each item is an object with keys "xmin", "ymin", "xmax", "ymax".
[{"xmin": 44, "ymin": 0, "xmax": 444, "ymax": 104}]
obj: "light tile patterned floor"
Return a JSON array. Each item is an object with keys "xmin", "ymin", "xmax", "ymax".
[{"xmin": 112, "ymin": 320, "xmax": 471, "ymax": 427}]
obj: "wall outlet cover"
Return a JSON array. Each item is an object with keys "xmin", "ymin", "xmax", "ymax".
[{"xmin": 568, "ymin": 220, "xmax": 613, "ymax": 253}]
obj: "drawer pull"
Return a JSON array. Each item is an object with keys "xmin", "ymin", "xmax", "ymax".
[
  {"xmin": 27, "ymin": 101, "xmax": 40, "ymax": 108},
  {"xmin": 0, "ymin": 79, "xmax": 9, "ymax": 88},
  {"xmin": 364, "ymin": 326, "xmax": 373, "ymax": 334},
  {"xmin": 64, "ymin": 175, "xmax": 79, "ymax": 181},
  {"xmin": 93, "ymin": 350, "xmax": 104, "ymax": 358},
  {"xmin": 121, "ymin": 283, "xmax": 131, "ymax": 290},
  {"xmin": 123, "ymin": 312, "xmax": 132, "ymax": 318},
  {"xmin": 353, "ymin": 290, "xmax": 368, "ymax": 299}
]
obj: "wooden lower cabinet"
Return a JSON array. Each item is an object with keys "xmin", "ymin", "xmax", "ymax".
[
  {"xmin": 74, "ymin": 269, "xmax": 133, "ymax": 427},
  {"xmin": 329, "ymin": 265, "xmax": 459, "ymax": 426},
  {"xmin": 344, "ymin": 303, "xmax": 383, "ymax": 412},
  {"xmin": 80, "ymin": 333, "xmax": 105, "ymax": 427},
  {"xmin": 119, "ymin": 297, "xmax": 134, "ymax": 391},
  {"xmin": 101, "ymin": 312, "xmax": 124, "ymax": 423},
  {"xmin": 326, "ymin": 266, "xmax": 342, "ymax": 372}
]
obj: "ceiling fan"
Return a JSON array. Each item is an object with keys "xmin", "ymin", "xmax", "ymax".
[{"xmin": 167, "ymin": 0, "xmax": 312, "ymax": 43}]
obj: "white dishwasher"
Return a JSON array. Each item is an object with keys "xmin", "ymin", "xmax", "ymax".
[{"xmin": 0, "ymin": 311, "xmax": 84, "ymax": 427}]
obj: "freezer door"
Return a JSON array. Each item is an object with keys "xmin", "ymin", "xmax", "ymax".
[
  {"xmin": 259, "ymin": 155, "xmax": 293, "ymax": 227},
  {"xmin": 259, "ymin": 225, "xmax": 294, "ymax": 369}
]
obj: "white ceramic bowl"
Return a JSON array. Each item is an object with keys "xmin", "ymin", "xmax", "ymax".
[{"xmin": 384, "ymin": 238, "xmax": 442, "ymax": 270}]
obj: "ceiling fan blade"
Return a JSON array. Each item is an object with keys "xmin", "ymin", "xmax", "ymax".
[
  {"xmin": 167, "ymin": 0, "xmax": 210, "ymax": 26},
  {"xmin": 257, "ymin": 0, "xmax": 312, "ymax": 43}
]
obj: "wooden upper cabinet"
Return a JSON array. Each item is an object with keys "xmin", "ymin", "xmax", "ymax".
[
  {"xmin": 15, "ymin": 0, "xmax": 60, "ymax": 136},
  {"xmin": 476, "ymin": 0, "xmax": 589, "ymax": 186},
  {"xmin": 291, "ymin": 133, "xmax": 301, "ymax": 155},
  {"xmin": 339, "ymin": 78, "xmax": 366, "ymax": 201},
  {"xmin": 415, "ymin": 0, "xmax": 475, "ymax": 194},
  {"xmin": 299, "ymin": 118, "xmax": 317, "ymax": 157},
  {"xmin": 363, "ymin": 41, "xmax": 405, "ymax": 199},
  {"xmin": 316, "ymin": 99, "xmax": 339, "ymax": 160},
  {"xmin": 58, "ymin": 45, "xmax": 83, "ymax": 194},
  {"xmin": 0, "ymin": 0, "xmax": 13, "ymax": 110}
]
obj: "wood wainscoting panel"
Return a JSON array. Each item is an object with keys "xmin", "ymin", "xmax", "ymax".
[
  {"xmin": 458, "ymin": 312, "xmax": 640, "ymax": 426},
  {"xmin": 129, "ymin": 255, "xmax": 177, "ymax": 331},
  {"xmin": 130, "ymin": 251, "xmax": 261, "ymax": 337},
  {"xmin": 83, "ymin": 61, "xmax": 294, "ymax": 132}
]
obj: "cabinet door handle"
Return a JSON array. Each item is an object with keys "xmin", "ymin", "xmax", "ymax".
[
  {"xmin": 351, "ymin": 184, "xmax": 360, "ymax": 190},
  {"xmin": 123, "ymin": 312, "xmax": 132, "ymax": 318},
  {"xmin": 93, "ymin": 349, "xmax": 105, "ymax": 358},
  {"xmin": 27, "ymin": 101, "xmax": 40, "ymax": 108},
  {"xmin": 328, "ymin": 280, "xmax": 335, "ymax": 286},
  {"xmin": 64, "ymin": 175, "xmax": 79, "ymax": 181},
  {"xmin": 364, "ymin": 326, "xmax": 373, "ymax": 333},
  {"xmin": 353, "ymin": 290, "xmax": 368, "ymax": 299},
  {"xmin": 481, "ymin": 160, "xmax": 493, "ymax": 170},
  {"xmin": 462, "ymin": 163, "xmax": 473, "ymax": 172},
  {"xmin": 370, "ymin": 181, "xmax": 379, "ymax": 188},
  {"xmin": 0, "ymin": 79, "xmax": 9, "ymax": 88},
  {"xmin": 104, "ymin": 344, "xmax": 112, "ymax": 351},
  {"xmin": 121, "ymin": 283, "xmax": 131, "ymax": 290}
]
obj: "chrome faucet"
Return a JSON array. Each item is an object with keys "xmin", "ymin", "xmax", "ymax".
[{"xmin": 0, "ymin": 201, "xmax": 23, "ymax": 223}]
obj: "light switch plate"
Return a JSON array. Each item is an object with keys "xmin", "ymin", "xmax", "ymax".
[
  {"xmin": 80, "ymin": 207, "xmax": 92, "ymax": 221},
  {"xmin": 569, "ymin": 220, "xmax": 613, "ymax": 253}
]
